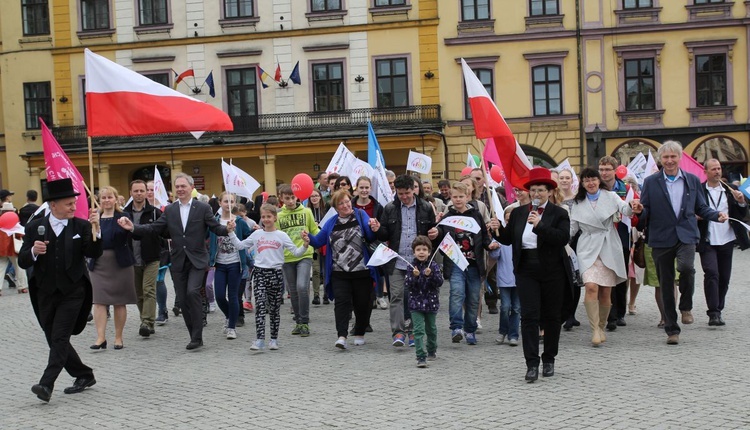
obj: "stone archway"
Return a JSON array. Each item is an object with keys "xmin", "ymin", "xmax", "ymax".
[
  {"xmin": 131, "ymin": 165, "xmax": 172, "ymax": 191},
  {"xmin": 611, "ymin": 139, "xmax": 659, "ymax": 166},
  {"xmin": 692, "ymin": 135, "xmax": 747, "ymax": 182}
]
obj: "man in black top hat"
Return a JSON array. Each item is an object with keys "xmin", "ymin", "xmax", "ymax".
[{"xmin": 18, "ymin": 178, "xmax": 102, "ymax": 402}]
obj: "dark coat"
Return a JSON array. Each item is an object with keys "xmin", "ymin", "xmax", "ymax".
[
  {"xmin": 405, "ymin": 259, "xmax": 443, "ymax": 313},
  {"xmin": 123, "ymin": 200, "xmax": 164, "ymax": 263},
  {"xmin": 436, "ymin": 205, "xmax": 492, "ymax": 278},
  {"xmin": 18, "ymin": 202, "xmax": 39, "ymax": 227},
  {"xmin": 376, "ymin": 196, "xmax": 436, "ymax": 274},
  {"xmin": 639, "ymin": 169, "xmax": 719, "ymax": 248},
  {"xmin": 697, "ymin": 181, "xmax": 750, "ymax": 251},
  {"xmin": 18, "ymin": 215, "xmax": 103, "ymax": 335}
]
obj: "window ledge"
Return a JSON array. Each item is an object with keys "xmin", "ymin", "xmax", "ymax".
[
  {"xmin": 18, "ymin": 36, "xmax": 52, "ymax": 44},
  {"xmin": 457, "ymin": 19, "xmax": 495, "ymax": 37},
  {"xmin": 616, "ymin": 109, "xmax": 665, "ymax": 129},
  {"xmin": 525, "ymin": 14, "xmax": 564, "ymax": 32},
  {"xmin": 369, "ymin": 5, "xmax": 411, "ymax": 17},
  {"xmin": 219, "ymin": 16, "xmax": 259, "ymax": 29},
  {"xmin": 688, "ymin": 105, "xmax": 736, "ymax": 126},
  {"xmin": 22, "ymin": 130, "xmax": 42, "ymax": 137},
  {"xmin": 614, "ymin": 7, "xmax": 662, "ymax": 25},
  {"xmin": 134, "ymin": 23, "xmax": 174, "ymax": 35},
  {"xmin": 305, "ymin": 10, "xmax": 347, "ymax": 22},
  {"xmin": 77, "ymin": 28, "xmax": 116, "ymax": 39},
  {"xmin": 686, "ymin": 3, "xmax": 732, "ymax": 21}
]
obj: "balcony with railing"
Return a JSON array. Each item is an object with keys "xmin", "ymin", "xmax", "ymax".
[{"xmin": 50, "ymin": 105, "xmax": 442, "ymax": 148}]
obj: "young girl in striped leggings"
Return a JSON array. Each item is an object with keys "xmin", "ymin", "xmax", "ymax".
[{"xmin": 227, "ymin": 204, "xmax": 309, "ymax": 351}]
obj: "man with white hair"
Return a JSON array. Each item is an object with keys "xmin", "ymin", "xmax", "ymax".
[{"xmin": 634, "ymin": 141, "xmax": 727, "ymax": 345}]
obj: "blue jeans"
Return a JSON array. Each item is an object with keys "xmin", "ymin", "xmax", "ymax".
[
  {"xmin": 156, "ymin": 267, "xmax": 168, "ymax": 313},
  {"xmin": 282, "ymin": 258, "xmax": 313, "ymax": 325},
  {"xmin": 213, "ymin": 262, "xmax": 242, "ymax": 329},
  {"xmin": 448, "ymin": 266, "xmax": 481, "ymax": 333},
  {"xmin": 499, "ymin": 287, "xmax": 521, "ymax": 340}
]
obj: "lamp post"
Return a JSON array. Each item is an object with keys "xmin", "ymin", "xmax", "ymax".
[{"xmin": 592, "ymin": 123, "xmax": 602, "ymax": 158}]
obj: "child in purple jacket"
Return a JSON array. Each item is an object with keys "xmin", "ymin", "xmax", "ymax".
[{"xmin": 405, "ymin": 236, "xmax": 444, "ymax": 368}]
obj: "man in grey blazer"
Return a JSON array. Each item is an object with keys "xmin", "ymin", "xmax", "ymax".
[
  {"xmin": 635, "ymin": 141, "xmax": 727, "ymax": 345},
  {"xmin": 119, "ymin": 173, "xmax": 228, "ymax": 350}
]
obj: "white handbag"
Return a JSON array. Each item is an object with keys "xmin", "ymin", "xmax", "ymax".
[{"xmin": 13, "ymin": 235, "xmax": 22, "ymax": 254}]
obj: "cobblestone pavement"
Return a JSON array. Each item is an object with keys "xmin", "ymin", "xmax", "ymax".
[{"xmin": 1, "ymin": 252, "xmax": 749, "ymax": 429}]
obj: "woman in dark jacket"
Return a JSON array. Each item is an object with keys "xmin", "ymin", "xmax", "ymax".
[{"xmin": 90, "ymin": 186, "xmax": 136, "ymax": 350}]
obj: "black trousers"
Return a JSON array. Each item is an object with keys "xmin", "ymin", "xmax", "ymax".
[
  {"xmin": 37, "ymin": 286, "xmax": 93, "ymax": 389},
  {"xmin": 331, "ymin": 271, "xmax": 373, "ymax": 338},
  {"xmin": 651, "ymin": 243, "xmax": 696, "ymax": 336},
  {"xmin": 699, "ymin": 241, "xmax": 734, "ymax": 318},
  {"xmin": 171, "ymin": 260, "xmax": 207, "ymax": 342},
  {"xmin": 515, "ymin": 259, "xmax": 565, "ymax": 368},
  {"xmin": 608, "ymin": 248, "xmax": 630, "ymax": 322}
]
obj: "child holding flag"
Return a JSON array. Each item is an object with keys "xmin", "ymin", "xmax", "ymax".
[
  {"xmin": 436, "ymin": 182, "xmax": 499, "ymax": 345},
  {"xmin": 404, "ymin": 236, "xmax": 443, "ymax": 367}
]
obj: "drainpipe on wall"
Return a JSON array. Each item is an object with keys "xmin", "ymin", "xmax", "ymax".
[{"xmin": 575, "ymin": 0, "xmax": 586, "ymax": 169}]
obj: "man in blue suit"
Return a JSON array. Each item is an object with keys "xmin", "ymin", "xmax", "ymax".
[{"xmin": 634, "ymin": 141, "xmax": 728, "ymax": 345}]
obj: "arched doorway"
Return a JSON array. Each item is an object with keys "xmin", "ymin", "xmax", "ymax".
[
  {"xmin": 611, "ymin": 139, "xmax": 659, "ymax": 166},
  {"xmin": 522, "ymin": 146, "xmax": 556, "ymax": 169},
  {"xmin": 131, "ymin": 165, "xmax": 172, "ymax": 191},
  {"xmin": 692, "ymin": 136, "xmax": 747, "ymax": 183}
]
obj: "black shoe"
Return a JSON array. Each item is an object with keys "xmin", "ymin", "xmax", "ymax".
[
  {"xmin": 186, "ymin": 340, "xmax": 204, "ymax": 350},
  {"xmin": 323, "ymin": 296, "xmax": 330, "ymax": 305},
  {"xmin": 31, "ymin": 384, "xmax": 52, "ymax": 402},
  {"xmin": 572, "ymin": 319, "xmax": 581, "ymax": 327},
  {"xmin": 718, "ymin": 316, "xmax": 726, "ymax": 326},
  {"xmin": 86, "ymin": 312, "xmax": 93, "ymax": 323},
  {"xmin": 616, "ymin": 317, "xmax": 627, "ymax": 327},
  {"xmin": 606, "ymin": 321, "xmax": 617, "ymax": 331},
  {"xmin": 542, "ymin": 362, "xmax": 555, "ymax": 377},
  {"xmin": 173, "ymin": 306, "xmax": 181, "ymax": 317},
  {"xmin": 708, "ymin": 316, "xmax": 720, "ymax": 326},
  {"xmin": 114, "ymin": 343, "xmax": 124, "ymax": 350},
  {"xmin": 63, "ymin": 377, "xmax": 96, "ymax": 394},
  {"xmin": 488, "ymin": 306, "xmax": 499, "ymax": 315},
  {"xmin": 149, "ymin": 327, "xmax": 155, "ymax": 334},
  {"xmin": 366, "ymin": 324, "xmax": 373, "ymax": 333},
  {"xmin": 312, "ymin": 295, "xmax": 320, "ymax": 305},
  {"xmin": 563, "ymin": 318, "xmax": 574, "ymax": 331},
  {"xmin": 525, "ymin": 367, "xmax": 539, "ymax": 383},
  {"xmin": 89, "ymin": 340, "xmax": 107, "ymax": 350},
  {"xmin": 236, "ymin": 315, "xmax": 245, "ymax": 327},
  {"xmin": 156, "ymin": 310, "xmax": 168, "ymax": 325},
  {"xmin": 139, "ymin": 324, "xmax": 150, "ymax": 337}
]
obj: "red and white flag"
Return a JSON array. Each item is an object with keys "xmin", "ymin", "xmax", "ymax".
[
  {"xmin": 462, "ymin": 59, "xmax": 531, "ymax": 189},
  {"xmin": 84, "ymin": 49, "xmax": 233, "ymax": 137},
  {"xmin": 40, "ymin": 119, "xmax": 89, "ymax": 220}
]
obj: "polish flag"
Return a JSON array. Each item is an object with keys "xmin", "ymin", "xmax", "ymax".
[
  {"xmin": 461, "ymin": 59, "xmax": 531, "ymax": 189},
  {"xmin": 40, "ymin": 119, "xmax": 90, "ymax": 220},
  {"xmin": 84, "ymin": 49, "xmax": 233, "ymax": 137}
]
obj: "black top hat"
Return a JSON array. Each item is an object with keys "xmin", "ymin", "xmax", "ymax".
[{"xmin": 44, "ymin": 178, "xmax": 80, "ymax": 202}]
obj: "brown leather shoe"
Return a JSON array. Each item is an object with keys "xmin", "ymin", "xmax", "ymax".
[
  {"xmin": 681, "ymin": 311, "xmax": 694, "ymax": 324},
  {"xmin": 667, "ymin": 334, "xmax": 679, "ymax": 345}
]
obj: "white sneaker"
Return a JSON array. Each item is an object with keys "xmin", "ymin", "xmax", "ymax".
[
  {"xmin": 209, "ymin": 302, "xmax": 217, "ymax": 313},
  {"xmin": 335, "ymin": 337, "xmax": 347, "ymax": 350},
  {"xmin": 353, "ymin": 336, "xmax": 365, "ymax": 346},
  {"xmin": 223, "ymin": 319, "xmax": 229, "ymax": 334},
  {"xmin": 269, "ymin": 339, "xmax": 279, "ymax": 350},
  {"xmin": 476, "ymin": 318, "xmax": 483, "ymax": 333},
  {"xmin": 495, "ymin": 334, "xmax": 506, "ymax": 344},
  {"xmin": 226, "ymin": 328, "xmax": 237, "ymax": 339},
  {"xmin": 250, "ymin": 339, "xmax": 265, "ymax": 350},
  {"xmin": 508, "ymin": 338, "xmax": 519, "ymax": 346},
  {"xmin": 377, "ymin": 297, "xmax": 388, "ymax": 309}
]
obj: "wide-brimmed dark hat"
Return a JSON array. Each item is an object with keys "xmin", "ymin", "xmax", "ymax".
[
  {"xmin": 523, "ymin": 167, "xmax": 558, "ymax": 191},
  {"xmin": 44, "ymin": 178, "xmax": 80, "ymax": 202}
]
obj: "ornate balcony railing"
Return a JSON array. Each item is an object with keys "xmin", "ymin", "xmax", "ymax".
[{"xmin": 51, "ymin": 105, "xmax": 442, "ymax": 147}]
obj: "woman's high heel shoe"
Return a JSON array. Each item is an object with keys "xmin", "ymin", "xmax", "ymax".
[
  {"xmin": 114, "ymin": 343, "xmax": 124, "ymax": 350},
  {"xmin": 90, "ymin": 340, "xmax": 107, "ymax": 350}
]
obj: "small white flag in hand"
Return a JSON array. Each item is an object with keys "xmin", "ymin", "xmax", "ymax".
[
  {"xmin": 439, "ymin": 234, "xmax": 469, "ymax": 271},
  {"xmin": 366, "ymin": 243, "xmax": 399, "ymax": 267},
  {"xmin": 438, "ymin": 215, "xmax": 481, "ymax": 234},
  {"xmin": 153, "ymin": 165, "xmax": 170, "ymax": 207},
  {"xmin": 407, "ymin": 151, "xmax": 432, "ymax": 175},
  {"xmin": 489, "ymin": 187, "xmax": 506, "ymax": 227}
]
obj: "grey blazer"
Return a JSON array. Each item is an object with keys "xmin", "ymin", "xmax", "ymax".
[{"xmin": 133, "ymin": 199, "xmax": 228, "ymax": 271}]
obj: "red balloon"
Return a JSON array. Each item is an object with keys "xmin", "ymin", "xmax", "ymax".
[
  {"xmin": 615, "ymin": 165, "xmax": 628, "ymax": 180},
  {"xmin": 461, "ymin": 167, "xmax": 473, "ymax": 177},
  {"xmin": 0, "ymin": 211, "xmax": 19, "ymax": 229},
  {"xmin": 291, "ymin": 173, "xmax": 314, "ymax": 201},
  {"xmin": 490, "ymin": 165, "xmax": 504, "ymax": 183}
]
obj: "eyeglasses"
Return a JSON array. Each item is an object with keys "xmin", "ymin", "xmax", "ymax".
[{"xmin": 598, "ymin": 167, "xmax": 614, "ymax": 172}]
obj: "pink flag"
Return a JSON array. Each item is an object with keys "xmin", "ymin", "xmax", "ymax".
[
  {"xmin": 680, "ymin": 151, "xmax": 707, "ymax": 183},
  {"xmin": 41, "ymin": 119, "xmax": 90, "ymax": 220},
  {"xmin": 462, "ymin": 59, "xmax": 531, "ymax": 189},
  {"xmin": 483, "ymin": 137, "xmax": 517, "ymax": 202},
  {"xmin": 84, "ymin": 49, "xmax": 233, "ymax": 137}
]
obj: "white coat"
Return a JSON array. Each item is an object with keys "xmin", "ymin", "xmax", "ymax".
[{"xmin": 569, "ymin": 190, "xmax": 633, "ymax": 284}]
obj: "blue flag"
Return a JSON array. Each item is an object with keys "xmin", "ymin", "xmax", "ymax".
[
  {"xmin": 289, "ymin": 61, "xmax": 301, "ymax": 85},
  {"xmin": 740, "ymin": 177, "xmax": 750, "ymax": 200},
  {"xmin": 367, "ymin": 122, "xmax": 387, "ymax": 169},
  {"xmin": 205, "ymin": 71, "xmax": 215, "ymax": 98}
]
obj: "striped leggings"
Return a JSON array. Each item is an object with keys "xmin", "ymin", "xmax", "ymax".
[{"xmin": 252, "ymin": 267, "xmax": 284, "ymax": 340}]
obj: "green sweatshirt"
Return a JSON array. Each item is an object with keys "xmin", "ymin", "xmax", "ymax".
[{"xmin": 276, "ymin": 203, "xmax": 320, "ymax": 263}]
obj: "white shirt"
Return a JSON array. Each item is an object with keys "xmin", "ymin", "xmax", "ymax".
[
  {"xmin": 178, "ymin": 200, "xmax": 192, "ymax": 231},
  {"xmin": 706, "ymin": 184, "xmax": 735, "ymax": 246},
  {"xmin": 228, "ymin": 230, "xmax": 307, "ymax": 269},
  {"xmin": 521, "ymin": 203, "xmax": 546, "ymax": 249},
  {"xmin": 49, "ymin": 214, "xmax": 68, "ymax": 237}
]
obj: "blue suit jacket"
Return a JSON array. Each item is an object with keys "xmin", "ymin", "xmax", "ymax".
[{"xmin": 639, "ymin": 169, "xmax": 720, "ymax": 248}]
